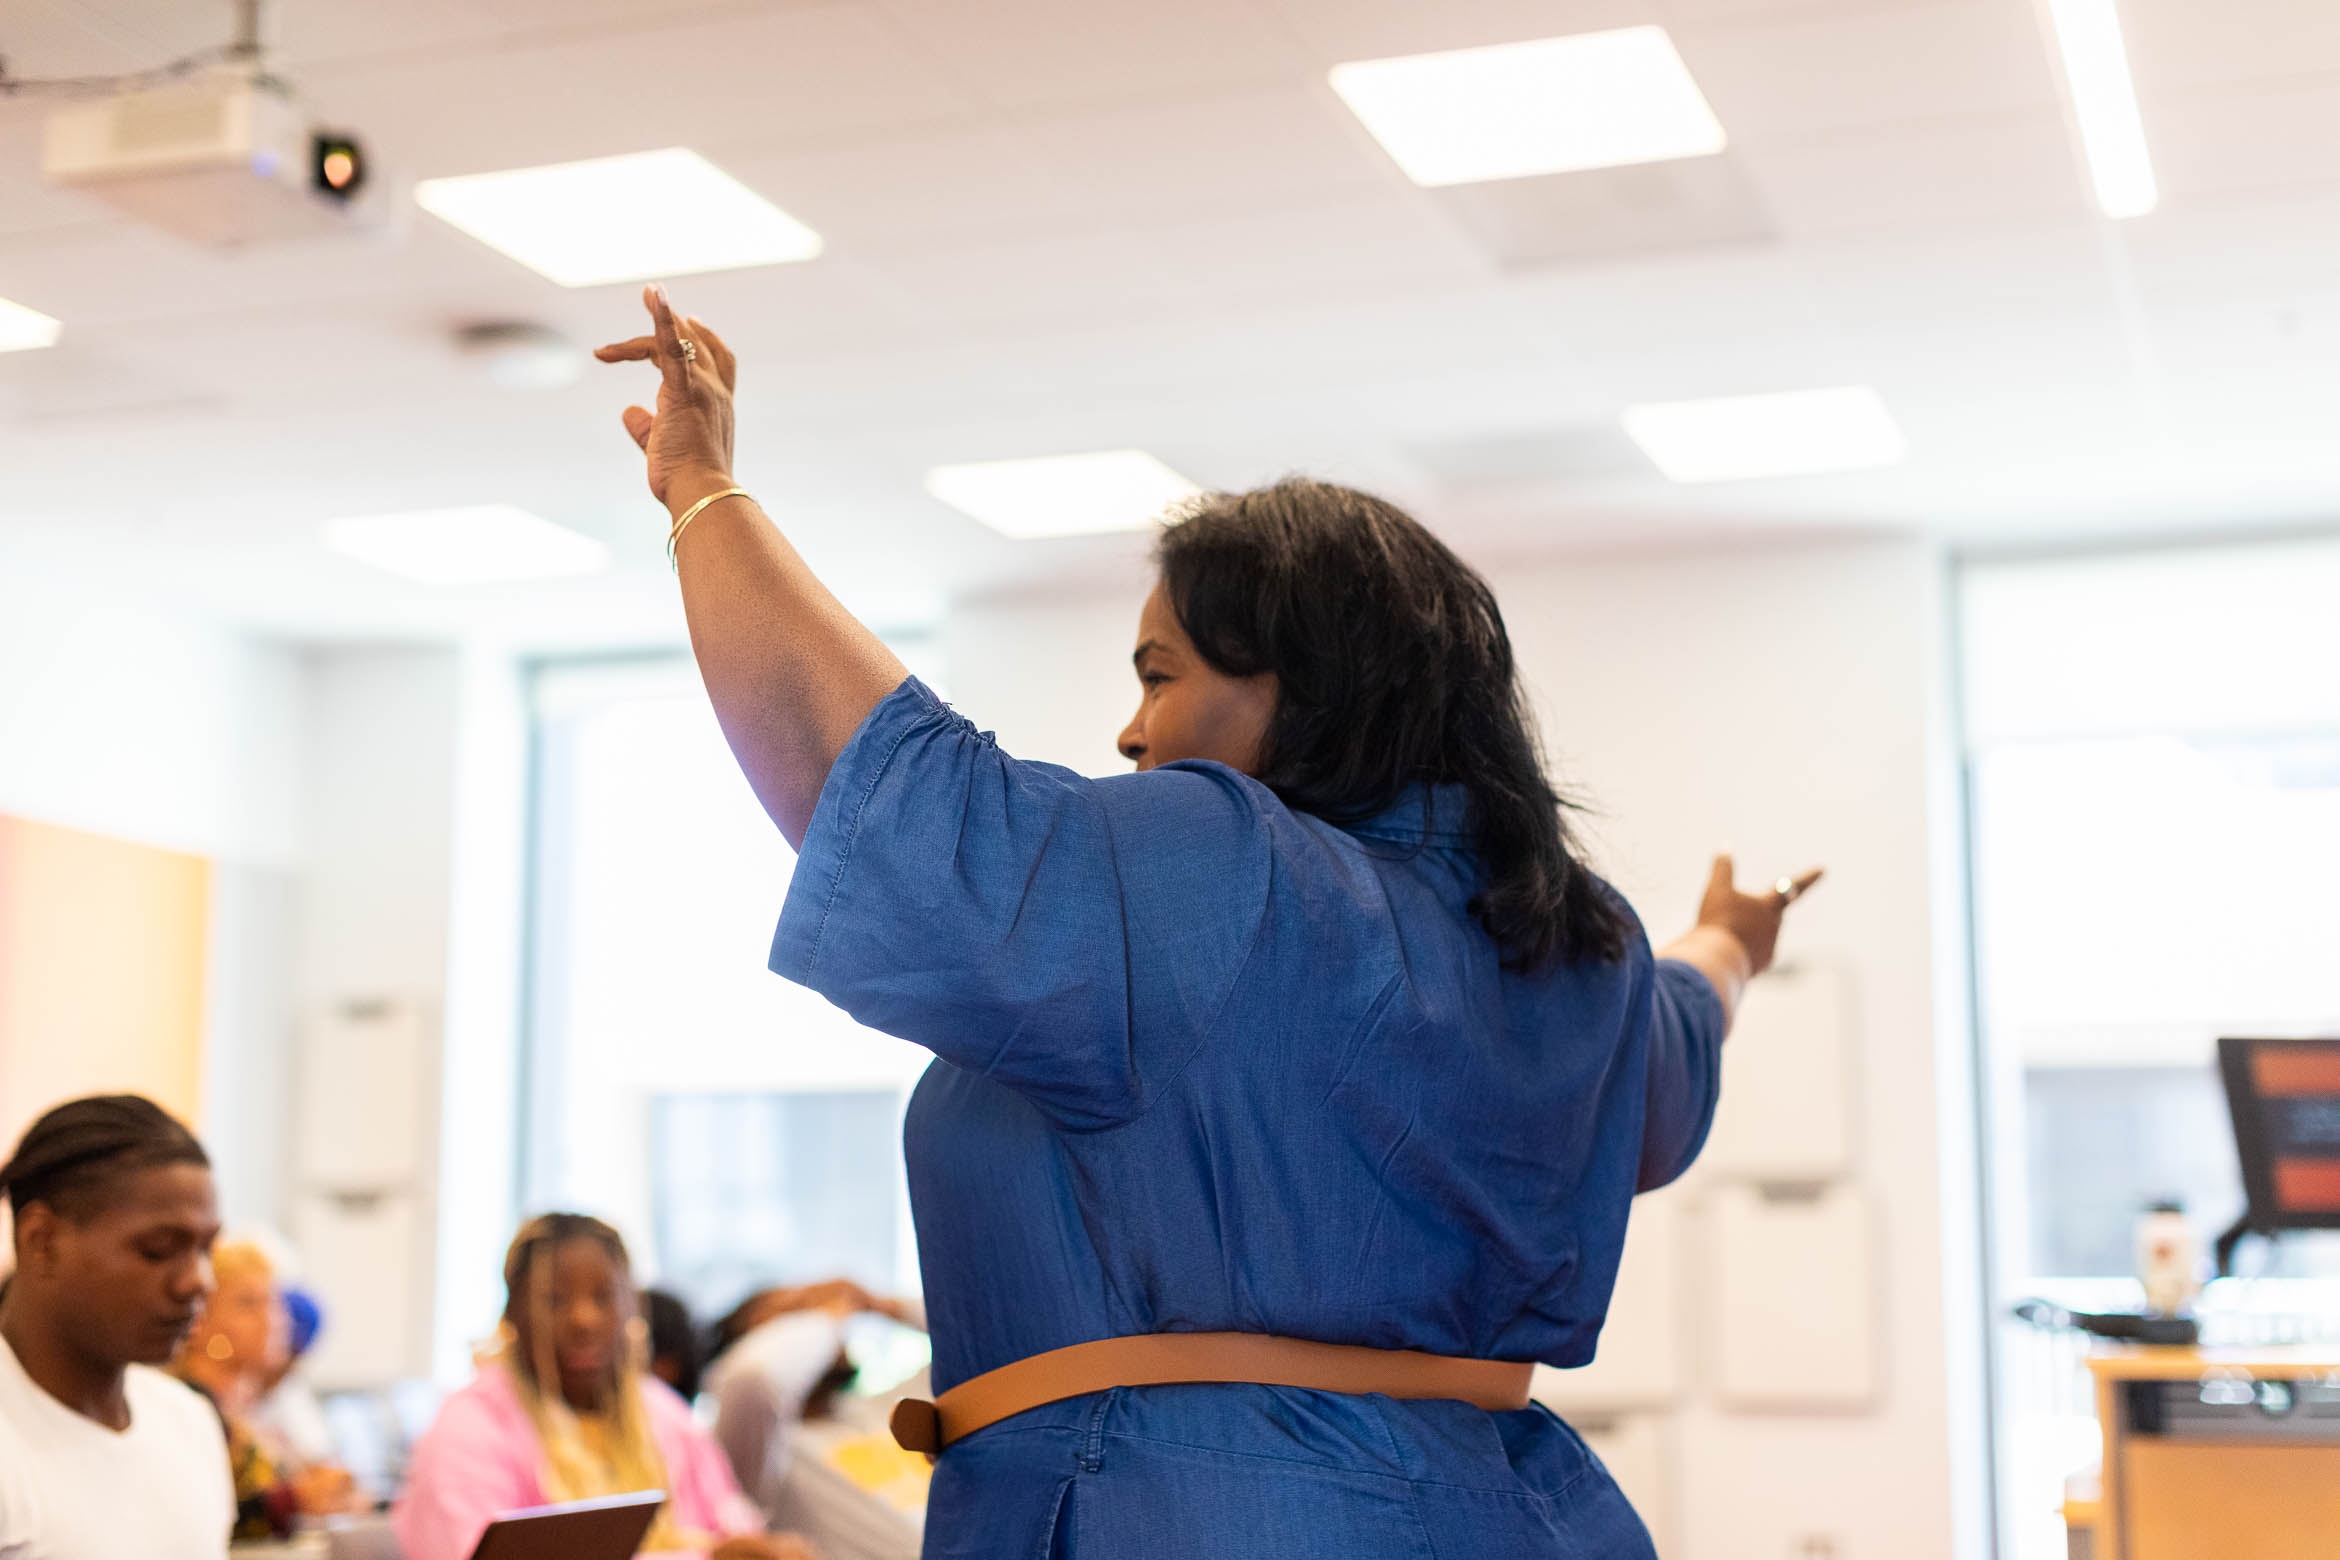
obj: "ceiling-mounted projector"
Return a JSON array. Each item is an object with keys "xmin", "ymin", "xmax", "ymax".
[{"xmin": 41, "ymin": 66, "xmax": 374, "ymax": 247}]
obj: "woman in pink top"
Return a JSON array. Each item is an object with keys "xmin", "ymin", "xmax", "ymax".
[{"xmin": 394, "ymin": 1214, "xmax": 811, "ymax": 1560}]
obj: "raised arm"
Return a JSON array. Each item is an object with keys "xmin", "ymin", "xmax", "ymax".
[{"xmin": 597, "ymin": 285, "xmax": 905, "ymax": 848}]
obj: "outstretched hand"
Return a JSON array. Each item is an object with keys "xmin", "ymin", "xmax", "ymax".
[
  {"xmin": 594, "ymin": 283, "xmax": 738, "ymax": 508},
  {"xmin": 1693, "ymin": 853, "xmax": 1822, "ymax": 978},
  {"xmin": 1654, "ymin": 854, "xmax": 1822, "ymax": 1024}
]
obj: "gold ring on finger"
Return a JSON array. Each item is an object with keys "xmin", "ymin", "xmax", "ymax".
[{"xmin": 678, "ymin": 339, "xmax": 698, "ymax": 362}]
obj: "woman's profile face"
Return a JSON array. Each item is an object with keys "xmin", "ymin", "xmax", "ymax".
[
  {"xmin": 515, "ymin": 1236, "xmax": 627, "ymax": 1410},
  {"xmin": 198, "ymin": 1264, "xmax": 286, "ymax": 1382},
  {"xmin": 1118, "ymin": 581, "xmax": 1277, "ymax": 774}
]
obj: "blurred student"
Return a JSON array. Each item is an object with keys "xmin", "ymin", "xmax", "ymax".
[
  {"xmin": 171, "ymin": 1239, "xmax": 366, "ymax": 1536},
  {"xmin": 0, "ymin": 1095, "xmax": 234, "ymax": 1558},
  {"xmin": 394, "ymin": 1213, "xmax": 814, "ymax": 1560},
  {"xmin": 706, "ymin": 1279, "xmax": 922, "ymax": 1514},
  {"xmin": 248, "ymin": 1284, "xmax": 338, "ymax": 1472},
  {"xmin": 642, "ymin": 1287, "xmax": 703, "ymax": 1403}
]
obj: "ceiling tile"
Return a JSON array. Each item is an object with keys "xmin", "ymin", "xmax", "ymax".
[
  {"xmin": 1266, "ymin": 0, "xmax": 1662, "ymax": 63},
  {"xmin": 1658, "ymin": 0, "xmax": 1944, "ymax": 21},
  {"xmin": 1679, "ymin": 0, "xmax": 2063, "ymax": 146},
  {"xmin": 730, "ymin": 121, "xmax": 1106, "ymax": 253},
  {"xmin": 306, "ymin": 4, "xmax": 986, "ymax": 178},
  {"xmin": 275, "ymin": 0, "xmax": 519, "ymax": 67},
  {"xmin": 2151, "ymin": 78, "xmax": 2340, "ymax": 202},
  {"xmin": 878, "ymin": 0, "xmax": 1311, "ymax": 109},
  {"xmin": 2124, "ymin": 0, "xmax": 2340, "ymax": 95},
  {"xmin": 1136, "ymin": 193, "xmax": 1492, "ymax": 311},
  {"xmin": 855, "ymin": 228, "xmax": 1190, "ymax": 334},
  {"xmin": 1741, "ymin": 111, "xmax": 2088, "ymax": 237},
  {"xmin": 2123, "ymin": 186, "xmax": 2340, "ymax": 304},
  {"xmin": 3, "ymin": 0, "xmax": 222, "ymax": 76},
  {"xmin": 1014, "ymin": 84, "xmax": 1390, "ymax": 213}
]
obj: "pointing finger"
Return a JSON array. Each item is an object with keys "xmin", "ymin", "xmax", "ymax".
[
  {"xmin": 595, "ymin": 335, "xmax": 657, "ymax": 363},
  {"xmin": 646, "ymin": 283, "xmax": 688, "ymax": 390}
]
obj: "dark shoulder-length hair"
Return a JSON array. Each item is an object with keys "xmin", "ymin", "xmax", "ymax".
[{"xmin": 1156, "ymin": 478, "xmax": 1629, "ymax": 970}]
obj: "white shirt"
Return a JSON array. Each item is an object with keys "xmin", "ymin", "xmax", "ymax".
[
  {"xmin": 707, "ymin": 1310, "xmax": 849, "ymax": 1511},
  {"xmin": 0, "ymin": 1333, "xmax": 234, "ymax": 1560}
]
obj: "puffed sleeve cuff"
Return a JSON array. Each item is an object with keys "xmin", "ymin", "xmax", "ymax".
[
  {"xmin": 1640, "ymin": 956, "xmax": 1729, "ymax": 1190},
  {"xmin": 770, "ymin": 674, "xmax": 951, "ymax": 985}
]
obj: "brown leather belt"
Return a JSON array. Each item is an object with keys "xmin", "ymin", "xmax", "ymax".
[{"xmin": 888, "ymin": 1333, "xmax": 1536, "ymax": 1454}]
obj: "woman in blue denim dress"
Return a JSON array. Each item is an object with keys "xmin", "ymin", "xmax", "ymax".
[{"xmin": 598, "ymin": 288, "xmax": 1818, "ymax": 1559}]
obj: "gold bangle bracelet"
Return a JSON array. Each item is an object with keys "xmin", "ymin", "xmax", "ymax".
[{"xmin": 667, "ymin": 486, "xmax": 750, "ymax": 569}]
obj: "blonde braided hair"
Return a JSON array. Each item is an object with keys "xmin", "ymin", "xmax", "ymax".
[{"xmin": 499, "ymin": 1214, "xmax": 698, "ymax": 1551}]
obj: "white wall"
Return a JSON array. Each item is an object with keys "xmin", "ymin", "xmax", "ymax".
[
  {"xmin": 290, "ymin": 645, "xmax": 528, "ymax": 1385},
  {"xmin": 943, "ymin": 538, "xmax": 1982, "ymax": 1560},
  {"xmin": 0, "ymin": 546, "xmax": 303, "ymax": 869},
  {"xmin": 0, "ymin": 548, "xmax": 307, "ymax": 1230},
  {"xmin": 941, "ymin": 595, "xmax": 1139, "ymax": 777},
  {"xmin": 433, "ymin": 646, "xmax": 529, "ymax": 1381}
]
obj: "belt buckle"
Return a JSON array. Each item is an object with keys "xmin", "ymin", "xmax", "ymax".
[{"xmin": 890, "ymin": 1396, "xmax": 943, "ymax": 1456}]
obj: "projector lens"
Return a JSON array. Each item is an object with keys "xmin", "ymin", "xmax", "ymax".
[{"xmin": 313, "ymin": 134, "xmax": 365, "ymax": 199}]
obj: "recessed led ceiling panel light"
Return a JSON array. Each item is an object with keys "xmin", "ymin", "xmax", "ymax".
[
  {"xmin": 2043, "ymin": 0, "xmax": 2158, "ymax": 219},
  {"xmin": 0, "ymin": 297, "xmax": 61, "ymax": 353},
  {"xmin": 1623, "ymin": 387, "xmax": 1909, "ymax": 484},
  {"xmin": 414, "ymin": 148, "xmax": 823, "ymax": 287},
  {"xmin": 925, "ymin": 451, "xmax": 1203, "ymax": 539},
  {"xmin": 1329, "ymin": 27, "xmax": 1727, "ymax": 187},
  {"xmin": 324, "ymin": 505, "xmax": 611, "ymax": 585}
]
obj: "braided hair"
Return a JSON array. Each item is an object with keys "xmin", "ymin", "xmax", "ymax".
[{"xmin": 1, "ymin": 1095, "xmax": 209, "ymax": 1223}]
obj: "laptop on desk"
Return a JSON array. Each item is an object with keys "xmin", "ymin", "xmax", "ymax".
[{"xmin": 465, "ymin": 1492, "xmax": 665, "ymax": 1560}]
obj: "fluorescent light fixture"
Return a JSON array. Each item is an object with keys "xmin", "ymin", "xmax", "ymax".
[
  {"xmin": 1623, "ymin": 387, "xmax": 1908, "ymax": 484},
  {"xmin": 2043, "ymin": 0, "xmax": 2157, "ymax": 219},
  {"xmin": 414, "ymin": 148, "xmax": 822, "ymax": 287},
  {"xmin": 324, "ymin": 505, "xmax": 610, "ymax": 585},
  {"xmin": 0, "ymin": 297, "xmax": 61, "ymax": 353},
  {"xmin": 925, "ymin": 451, "xmax": 1202, "ymax": 539},
  {"xmin": 1329, "ymin": 27, "xmax": 1726, "ymax": 187}
]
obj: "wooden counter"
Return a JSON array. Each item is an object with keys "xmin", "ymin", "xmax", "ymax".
[{"xmin": 2084, "ymin": 1346, "xmax": 2340, "ymax": 1560}]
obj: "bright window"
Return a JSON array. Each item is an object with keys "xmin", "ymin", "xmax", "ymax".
[
  {"xmin": 1962, "ymin": 539, "xmax": 2340, "ymax": 1560},
  {"xmin": 520, "ymin": 656, "xmax": 942, "ymax": 1312}
]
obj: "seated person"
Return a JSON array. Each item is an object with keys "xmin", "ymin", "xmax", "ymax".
[
  {"xmin": 705, "ymin": 1279, "xmax": 921, "ymax": 1515},
  {"xmin": 0, "ymin": 1095, "xmax": 234, "ymax": 1559},
  {"xmin": 247, "ymin": 1284, "xmax": 339, "ymax": 1474},
  {"xmin": 394, "ymin": 1213, "xmax": 813, "ymax": 1560},
  {"xmin": 170, "ymin": 1238, "xmax": 365, "ymax": 1536},
  {"xmin": 642, "ymin": 1288, "xmax": 703, "ymax": 1404}
]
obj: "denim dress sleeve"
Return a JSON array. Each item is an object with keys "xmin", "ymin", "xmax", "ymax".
[
  {"xmin": 771, "ymin": 677, "xmax": 1273, "ymax": 1131},
  {"xmin": 1635, "ymin": 957, "xmax": 1728, "ymax": 1190}
]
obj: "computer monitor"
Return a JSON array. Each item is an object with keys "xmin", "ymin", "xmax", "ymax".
[{"xmin": 2215, "ymin": 1036, "xmax": 2340, "ymax": 1272}]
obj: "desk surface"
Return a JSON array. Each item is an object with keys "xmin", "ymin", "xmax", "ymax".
[{"xmin": 2086, "ymin": 1345, "xmax": 2340, "ymax": 1382}]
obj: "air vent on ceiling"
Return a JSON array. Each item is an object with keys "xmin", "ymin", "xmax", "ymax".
[{"xmin": 1430, "ymin": 151, "xmax": 1776, "ymax": 272}]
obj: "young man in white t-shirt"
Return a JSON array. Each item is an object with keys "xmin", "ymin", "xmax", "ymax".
[{"xmin": 0, "ymin": 1095, "xmax": 234, "ymax": 1560}]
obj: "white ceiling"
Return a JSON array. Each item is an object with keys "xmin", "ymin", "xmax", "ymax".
[{"xmin": 4, "ymin": 0, "xmax": 2340, "ymax": 647}]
